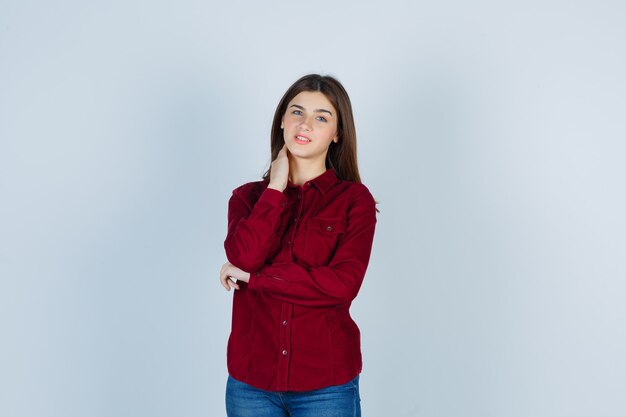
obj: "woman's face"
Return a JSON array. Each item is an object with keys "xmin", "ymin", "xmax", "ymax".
[{"xmin": 281, "ymin": 91, "xmax": 338, "ymax": 164}]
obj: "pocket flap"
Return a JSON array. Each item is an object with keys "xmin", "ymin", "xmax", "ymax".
[{"xmin": 306, "ymin": 216, "xmax": 347, "ymax": 234}]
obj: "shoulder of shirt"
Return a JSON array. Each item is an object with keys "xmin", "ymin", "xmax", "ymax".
[
  {"xmin": 338, "ymin": 180, "xmax": 376, "ymax": 205},
  {"xmin": 230, "ymin": 179, "xmax": 270, "ymax": 200}
]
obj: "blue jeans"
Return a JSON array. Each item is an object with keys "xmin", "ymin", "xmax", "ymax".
[{"xmin": 225, "ymin": 374, "xmax": 361, "ymax": 417}]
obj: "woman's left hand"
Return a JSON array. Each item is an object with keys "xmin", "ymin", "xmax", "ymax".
[{"xmin": 220, "ymin": 261, "xmax": 251, "ymax": 291}]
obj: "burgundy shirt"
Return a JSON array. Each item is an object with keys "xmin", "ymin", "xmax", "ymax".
[{"xmin": 224, "ymin": 167, "xmax": 377, "ymax": 391}]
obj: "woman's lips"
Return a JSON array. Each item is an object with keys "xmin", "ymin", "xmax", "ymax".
[{"xmin": 294, "ymin": 135, "xmax": 311, "ymax": 144}]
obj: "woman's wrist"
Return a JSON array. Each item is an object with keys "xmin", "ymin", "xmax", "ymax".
[{"xmin": 267, "ymin": 182, "xmax": 286, "ymax": 192}]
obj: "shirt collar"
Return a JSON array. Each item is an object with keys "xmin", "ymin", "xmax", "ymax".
[{"xmin": 286, "ymin": 168, "xmax": 339, "ymax": 194}]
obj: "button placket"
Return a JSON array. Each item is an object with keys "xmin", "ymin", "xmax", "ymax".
[
  {"xmin": 289, "ymin": 188, "xmax": 305, "ymax": 257},
  {"xmin": 277, "ymin": 303, "xmax": 293, "ymax": 389}
]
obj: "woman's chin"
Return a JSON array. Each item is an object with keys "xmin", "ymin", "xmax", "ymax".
[{"xmin": 286, "ymin": 146, "xmax": 307, "ymax": 157}]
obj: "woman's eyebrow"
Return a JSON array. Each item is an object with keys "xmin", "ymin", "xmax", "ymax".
[{"xmin": 289, "ymin": 104, "xmax": 333, "ymax": 117}]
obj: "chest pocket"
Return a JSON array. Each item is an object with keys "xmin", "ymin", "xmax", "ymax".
[{"xmin": 304, "ymin": 216, "xmax": 347, "ymax": 266}]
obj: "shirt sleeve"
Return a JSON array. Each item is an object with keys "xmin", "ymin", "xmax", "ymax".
[
  {"xmin": 224, "ymin": 185, "xmax": 288, "ymax": 272},
  {"xmin": 247, "ymin": 185, "xmax": 377, "ymax": 308}
]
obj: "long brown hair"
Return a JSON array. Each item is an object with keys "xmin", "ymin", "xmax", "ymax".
[{"xmin": 262, "ymin": 74, "xmax": 360, "ymax": 183}]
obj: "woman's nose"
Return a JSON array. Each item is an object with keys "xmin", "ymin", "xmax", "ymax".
[{"xmin": 299, "ymin": 117, "xmax": 312, "ymax": 131}]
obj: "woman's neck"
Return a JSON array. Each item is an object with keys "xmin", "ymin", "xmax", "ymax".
[{"xmin": 288, "ymin": 157, "xmax": 327, "ymax": 186}]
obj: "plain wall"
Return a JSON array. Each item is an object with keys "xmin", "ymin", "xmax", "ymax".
[{"xmin": 1, "ymin": 1, "xmax": 625, "ymax": 416}]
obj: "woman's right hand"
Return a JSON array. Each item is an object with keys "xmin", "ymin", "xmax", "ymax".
[{"xmin": 268, "ymin": 144, "xmax": 289, "ymax": 192}]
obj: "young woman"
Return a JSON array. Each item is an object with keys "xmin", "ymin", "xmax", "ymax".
[{"xmin": 219, "ymin": 73, "xmax": 378, "ymax": 417}]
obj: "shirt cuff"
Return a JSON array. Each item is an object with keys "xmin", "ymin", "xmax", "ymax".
[
  {"xmin": 248, "ymin": 270, "xmax": 261, "ymax": 290},
  {"xmin": 258, "ymin": 187, "xmax": 287, "ymax": 209}
]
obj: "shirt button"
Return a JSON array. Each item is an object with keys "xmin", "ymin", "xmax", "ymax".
[
  {"xmin": 287, "ymin": 240, "xmax": 291, "ymax": 246},
  {"xmin": 282, "ymin": 320, "xmax": 288, "ymax": 326},
  {"xmin": 297, "ymin": 194, "xmax": 302, "ymax": 199},
  {"xmin": 282, "ymin": 349, "xmax": 288, "ymax": 356},
  {"xmin": 294, "ymin": 217, "xmax": 298, "ymax": 223},
  {"xmin": 326, "ymin": 226, "xmax": 333, "ymax": 231}
]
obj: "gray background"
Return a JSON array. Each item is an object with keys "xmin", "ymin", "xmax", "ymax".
[{"xmin": 1, "ymin": 1, "xmax": 625, "ymax": 416}]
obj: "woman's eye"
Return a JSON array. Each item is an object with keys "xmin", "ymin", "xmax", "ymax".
[
  {"xmin": 292, "ymin": 110, "xmax": 302, "ymax": 115},
  {"xmin": 317, "ymin": 116, "xmax": 327, "ymax": 122}
]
